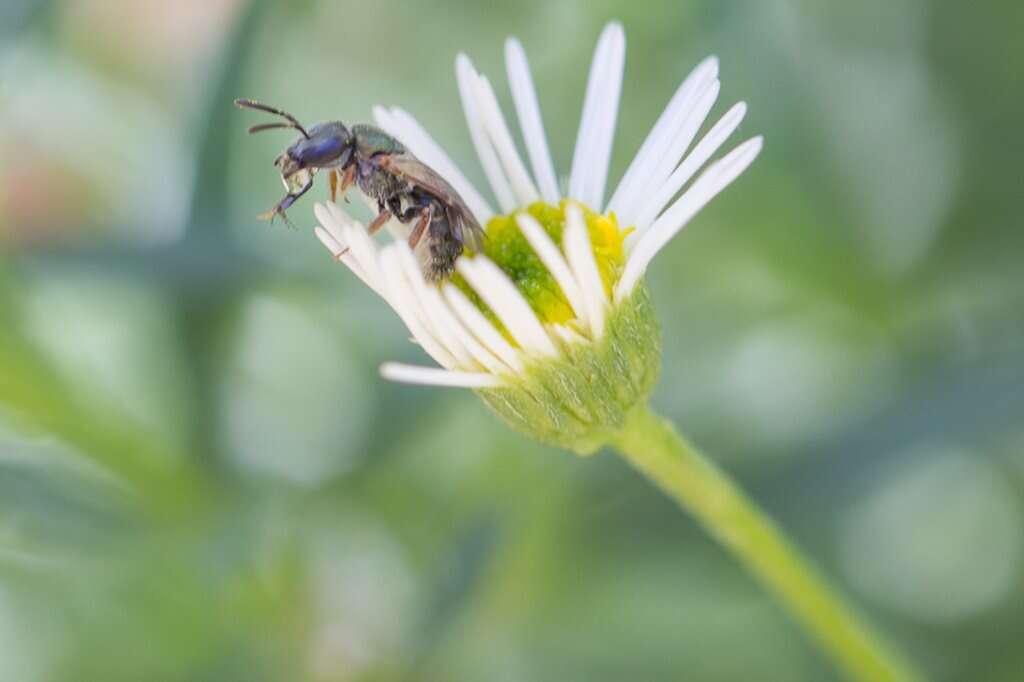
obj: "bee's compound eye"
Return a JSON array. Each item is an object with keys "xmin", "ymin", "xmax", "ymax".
[{"xmin": 294, "ymin": 135, "xmax": 345, "ymax": 167}]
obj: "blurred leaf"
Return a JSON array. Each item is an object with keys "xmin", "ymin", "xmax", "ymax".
[{"xmin": 0, "ymin": 270, "xmax": 206, "ymax": 517}]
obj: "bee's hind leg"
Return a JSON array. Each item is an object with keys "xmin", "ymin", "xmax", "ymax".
[{"xmin": 408, "ymin": 204, "xmax": 434, "ymax": 250}]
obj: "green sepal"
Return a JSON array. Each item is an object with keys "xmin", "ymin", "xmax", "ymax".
[{"xmin": 476, "ymin": 285, "xmax": 661, "ymax": 454}]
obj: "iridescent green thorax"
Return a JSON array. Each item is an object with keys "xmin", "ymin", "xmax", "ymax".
[{"xmin": 452, "ymin": 201, "xmax": 632, "ymax": 332}]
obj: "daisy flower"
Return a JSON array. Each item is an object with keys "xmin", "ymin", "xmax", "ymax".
[
  {"xmin": 313, "ymin": 21, "xmax": 759, "ymax": 450},
  {"xmin": 302, "ymin": 22, "xmax": 919, "ymax": 681}
]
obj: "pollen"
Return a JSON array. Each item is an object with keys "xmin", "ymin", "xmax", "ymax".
[{"xmin": 452, "ymin": 201, "xmax": 631, "ymax": 334}]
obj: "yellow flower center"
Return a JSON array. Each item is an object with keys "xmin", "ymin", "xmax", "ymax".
[{"xmin": 451, "ymin": 201, "xmax": 632, "ymax": 334}]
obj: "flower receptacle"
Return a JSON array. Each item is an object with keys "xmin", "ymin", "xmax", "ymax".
[{"xmin": 476, "ymin": 285, "xmax": 661, "ymax": 454}]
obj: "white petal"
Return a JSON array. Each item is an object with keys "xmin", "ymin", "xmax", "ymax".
[
  {"xmin": 442, "ymin": 283, "xmax": 525, "ymax": 373},
  {"xmin": 569, "ymin": 22, "xmax": 623, "ymax": 205},
  {"xmin": 505, "ymin": 38, "xmax": 560, "ymax": 204},
  {"xmin": 608, "ymin": 56, "xmax": 719, "ymax": 219},
  {"xmin": 423, "ymin": 284, "xmax": 509, "ymax": 375},
  {"xmin": 314, "ymin": 226, "xmax": 377, "ymax": 295},
  {"xmin": 324, "ymin": 200, "xmax": 384, "ymax": 243},
  {"xmin": 616, "ymin": 136, "xmax": 763, "ymax": 301},
  {"xmin": 321, "ymin": 200, "xmax": 354, "ymax": 231},
  {"xmin": 633, "ymin": 101, "xmax": 748, "ymax": 234},
  {"xmin": 587, "ymin": 23, "xmax": 625, "ymax": 211},
  {"xmin": 394, "ymin": 243, "xmax": 476, "ymax": 369},
  {"xmin": 632, "ymin": 79, "xmax": 720, "ymax": 228},
  {"xmin": 314, "ymin": 222, "xmax": 343, "ymax": 254},
  {"xmin": 456, "ymin": 54, "xmax": 516, "ymax": 212},
  {"xmin": 473, "ymin": 74, "xmax": 540, "ymax": 206},
  {"xmin": 338, "ymin": 220, "xmax": 391, "ymax": 306},
  {"xmin": 515, "ymin": 213, "xmax": 590, "ymax": 330},
  {"xmin": 563, "ymin": 204, "xmax": 606, "ymax": 338},
  {"xmin": 549, "ymin": 323, "xmax": 588, "ymax": 346},
  {"xmin": 373, "ymin": 105, "xmax": 494, "ymax": 224},
  {"xmin": 321, "ymin": 201, "xmax": 385, "ymax": 261},
  {"xmin": 380, "ymin": 362, "xmax": 501, "ymax": 388},
  {"xmin": 314, "ymin": 202, "xmax": 347, "ymax": 243},
  {"xmin": 378, "ymin": 246, "xmax": 457, "ymax": 368},
  {"xmin": 316, "ymin": 203, "xmax": 358, "ymax": 257},
  {"xmin": 457, "ymin": 256, "xmax": 558, "ymax": 358}
]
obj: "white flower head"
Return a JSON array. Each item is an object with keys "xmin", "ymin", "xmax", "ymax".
[{"xmin": 313, "ymin": 22, "xmax": 761, "ymax": 452}]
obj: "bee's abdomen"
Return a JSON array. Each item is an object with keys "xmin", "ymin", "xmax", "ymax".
[{"xmin": 426, "ymin": 220, "xmax": 463, "ymax": 281}]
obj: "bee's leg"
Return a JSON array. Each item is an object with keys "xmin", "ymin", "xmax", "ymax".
[
  {"xmin": 338, "ymin": 165, "xmax": 355, "ymax": 203},
  {"xmin": 388, "ymin": 195, "xmax": 406, "ymax": 221},
  {"xmin": 408, "ymin": 204, "xmax": 434, "ymax": 250},
  {"xmin": 258, "ymin": 178, "xmax": 312, "ymax": 228},
  {"xmin": 329, "ymin": 170, "xmax": 339, "ymax": 202},
  {"xmin": 398, "ymin": 204, "xmax": 421, "ymax": 222},
  {"xmin": 366, "ymin": 209, "xmax": 392, "ymax": 236}
]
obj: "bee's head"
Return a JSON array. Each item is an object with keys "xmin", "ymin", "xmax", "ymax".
[
  {"xmin": 235, "ymin": 99, "xmax": 354, "ymax": 180},
  {"xmin": 277, "ymin": 122, "xmax": 353, "ymax": 178}
]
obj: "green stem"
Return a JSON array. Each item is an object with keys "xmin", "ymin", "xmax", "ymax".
[{"xmin": 612, "ymin": 406, "xmax": 921, "ymax": 682}]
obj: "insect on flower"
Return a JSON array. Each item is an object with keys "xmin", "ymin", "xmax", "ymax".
[
  {"xmin": 308, "ymin": 23, "xmax": 763, "ymax": 398},
  {"xmin": 234, "ymin": 98, "xmax": 486, "ymax": 280},
  {"xmin": 232, "ymin": 27, "xmax": 923, "ymax": 682}
]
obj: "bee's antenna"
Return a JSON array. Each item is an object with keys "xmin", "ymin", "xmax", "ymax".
[
  {"xmin": 247, "ymin": 122, "xmax": 293, "ymax": 134},
  {"xmin": 234, "ymin": 98, "xmax": 310, "ymax": 139}
]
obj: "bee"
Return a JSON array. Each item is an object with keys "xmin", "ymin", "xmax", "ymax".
[{"xmin": 235, "ymin": 98, "xmax": 485, "ymax": 280}]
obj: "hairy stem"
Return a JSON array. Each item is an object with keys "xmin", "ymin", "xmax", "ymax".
[{"xmin": 612, "ymin": 406, "xmax": 920, "ymax": 682}]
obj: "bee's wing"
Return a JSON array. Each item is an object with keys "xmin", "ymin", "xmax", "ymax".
[{"xmin": 377, "ymin": 154, "xmax": 487, "ymax": 253}]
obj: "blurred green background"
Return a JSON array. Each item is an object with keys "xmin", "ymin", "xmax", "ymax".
[{"xmin": 1, "ymin": 0, "xmax": 1022, "ymax": 680}]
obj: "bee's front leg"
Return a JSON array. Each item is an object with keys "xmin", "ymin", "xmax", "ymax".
[
  {"xmin": 329, "ymin": 167, "xmax": 355, "ymax": 204},
  {"xmin": 336, "ymin": 166, "xmax": 355, "ymax": 203},
  {"xmin": 258, "ymin": 178, "xmax": 312, "ymax": 228}
]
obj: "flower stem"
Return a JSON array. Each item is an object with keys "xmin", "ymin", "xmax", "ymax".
[{"xmin": 611, "ymin": 406, "xmax": 921, "ymax": 682}]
